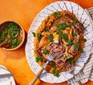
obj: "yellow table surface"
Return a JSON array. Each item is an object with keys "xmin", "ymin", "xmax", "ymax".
[{"xmin": 0, "ymin": 0, "xmax": 93, "ymax": 85}]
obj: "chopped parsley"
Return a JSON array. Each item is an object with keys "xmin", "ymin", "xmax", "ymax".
[
  {"xmin": 8, "ymin": 22, "xmax": 20, "ymax": 37},
  {"xmin": 60, "ymin": 33, "xmax": 68, "ymax": 41},
  {"xmin": 43, "ymin": 49, "xmax": 49, "ymax": 54},
  {"xmin": 32, "ymin": 32, "xmax": 36, "ymax": 37},
  {"xmin": 71, "ymin": 20, "xmax": 77, "ymax": 25},
  {"xmin": 83, "ymin": 38, "xmax": 87, "ymax": 42},
  {"xmin": 56, "ymin": 30, "xmax": 59, "ymax": 34},
  {"xmin": 0, "ymin": 28, "xmax": 8, "ymax": 43},
  {"xmin": 8, "ymin": 22, "xmax": 19, "ymax": 29},
  {"xmin": 52, "ymin": 12, "xmax": 61, "ymax": 18},
  {"xmin": 73, "ymin": 43, "xmax": 79, "ymax": 50},
  {"xmin": 67, "ymin": 40, "xmax": 73, "ymax": 46},
  {"xmin": 36, "ymin": 56, "xmax": 44, "ymax": 62},
  {"xmin": 72, "ymin": 32, "xmax": 77, "ymax": 36},
  {"xmin": 11, "ymin": 38, "xmax": 21, "ymax": 48},
  {"xmin": 37, "ymin": 33, "xmax": 41, "ymax": 40},
  {"xmin": 47, "ymin": 34, "xmax": 54, "ymax": 42},
  {"xmin": 0, "ymin": 22, "xmax": 22, "ymax": 48},
  {"xmin": 68, "ymin": 20, "xmax": 77, "ymax": 26},
  {"xmin": 66, "ymin": 58, "xmax": 76, "ymax": 65},
  {"xmin": 52, "ymin": 66, "xmax": 59, "ymax": 77},
  {"xmin": 53, "ymin": 71, "xmax": 59, "ymax": 77},
  {"xmin": 56, "ymin": 23, "xmax": 67, "ymax": 31},
  {"xmin": 79, "ymin": 47, "xmax": 83, "ymax": 53}
]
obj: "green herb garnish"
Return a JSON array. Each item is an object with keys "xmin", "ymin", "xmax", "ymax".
[
  {"xmin": 72, "ymin": 32, "xmax": 77, "ymax": 36},
  {"xmin": 67, "ymin": 40, "xmax": 73, "ymax": 46},
  {"xmin": 37, "ymin": 33, "xmax": 41, "ymax": 40},
  {"xmin": 72, "ymin": 60, "xmax": 76, "ymax": 65},
  {"xmin": 36, "ymin": 56, "xmax": 44, "ymax": 62},
  {"xmin": 56, "ymin": 23, "xmax": 67, "ymax": 31},
  {"xmin": 66, "ymin": 58, "xmax": 76, "ymax": 65},
  {"xmin": 52, "ymin": 12, "xmax": 61, "ymax": 18},
  {"xmin": 0, "ymin": 28, "xmax": 8, "ymax": 43},
  {"xmin": 79, "ymin": 47, "xmax": 83, "ymax": 53},
  {"xmin": 60, "ymin": 33, "xmax": 68, "ymax": 41},
  {"xmin": 53, "ymin": 71, "xmax": 59, "ymax": 77},
  {"xmin": 8, "ymin": 22, "xmax": 19, "ymax": 29},
  {"xmin": 56, "ymin": 30, "xmax": 59, "ymax": 34},
  {"xmin": 8, "ymin": 22, "xmax": 20, "ymax": 37},
  {"xmin": 11, "ymin": 38, "xmax": 21, "ymax": 48},
  {"xmin": 68, "ymin": 20, "xmax": 77, "ymax": 27},
  {"xmin": 48, "ymin": 34, "xmax": 54, "ymax": 42},
  {"xmin": 52, "ymin": 66, "xmax": 59, "ymax": 77},
  {"xmin": 0, "ymin": 22, "xmax": 22, "ymax": 48},
  {"xmin": 72, "ymin": 20, "xmax": 77, "ymax": 25},
  {"xmin": 73, "ymin": 43, "xmax": 79, "ymax": 50},
  {"xmin": 43, "ymin": 49, "xmax": 49, "ymax": 54},
  {"xmin": 32, "ymin": 32, "xmax": 36, "ymax": 37},
  {"xmin": 83, "ymin": 38, "xmax": 87, "ymax": 42}
]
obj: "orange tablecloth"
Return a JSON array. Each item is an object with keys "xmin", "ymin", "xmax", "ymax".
[{"xmin": 0, "ymin": 0, "xmax": 93, "ymax": 85}]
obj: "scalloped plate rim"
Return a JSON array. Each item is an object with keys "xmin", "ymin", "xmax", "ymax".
[{"xmin": 25, "ymin": 1, "xmax": 93, "ymax": 83}]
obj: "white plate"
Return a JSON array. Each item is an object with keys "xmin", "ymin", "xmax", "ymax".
[
  {"xmin": 25, "ymin": 1, "xmax": 93, "ymax": 83},
  {"xmin": 0, "ymin": 65, "xmax": 16, "ymax": 85}
]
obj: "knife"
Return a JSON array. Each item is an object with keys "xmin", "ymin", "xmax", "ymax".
[{"xmin": 0, "ymin": 73, "xmax": 13, "ymax": 78}]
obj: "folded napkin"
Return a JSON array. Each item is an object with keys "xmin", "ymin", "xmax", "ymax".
[
  {"xmin": 0, "ymin": 65, "xmax": 16, "ymax": 85},
  {"xmin": 68, "ymin": 7, "xmax": 93, "ymax": 85},
  {"xmin": 0, "ymin": 80, "xmax": 12, "ymax": 85},
  {"xmin": 68, "ymin": 54, "xmax": 93, "ymax": 85},
  {"xmin": 89, "ymin": 8, "xmax": 93, "ymax": 81}
]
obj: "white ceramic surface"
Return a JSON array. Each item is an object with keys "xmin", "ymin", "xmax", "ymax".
[
  {"xmin": 25, "ymin": 1, "xmax": 93, "ymax": 83},
  {"xmin": 0, "ymin": 65, "xmax": 16, "ymax": 85}
]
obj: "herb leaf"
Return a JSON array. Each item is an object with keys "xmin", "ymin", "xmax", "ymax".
[
  {"xmin": 72, "ymin": 60, "xmax": 76, "ymax": 65},
  {"xmin": 37, "ymin": 33, "xmax": 41, "ymax": 40},
  {"xmin": 0, "ymin": 28, "xmax": 8, "ymax": 42},
  {"xmin": 56, "ymin": 23, "xmax": 67, "ymax": 31},
  {"xmin": 71, "ymin": 20, "xmax": 77, "ymax": 25},
  {"xmin": 36, "ymin": 56, "xmax": 44, "ymax": 62},
  {"xmin": 48, "ymin": 34, "xmax": 54, "ymax": 42},
  {"xmin": 60, "ymin": 33, "xmax": 68, "ymax": 41},
  {"xmin": 83, "ymin": 38, "xmax": 87, "ymax": 42},
  {"xmin": 68, "ymin": 20, "xmax": 77, "ymax": 26},
  {"xmin": 67, "ymin": 40, "xmax": 73, "ymax": 46},
  {"xmin": 66, "ymin": 58, "xmax": 76, "ymax": 65},
  {"xmin": 32, "ymin": 32, "xmax": 36, "ymax": 37},
  {"xmin": 8, "ymin": 22, "xmax": 20, "ymax": 37},
  {"xmin": 72, "ymin": 32, "xmax": 77, "ymax": 36},
  {"xmin": 11, "ymin": 38, "xmax": 21, "ymax": 48},
  {"xmin": 79, "ymin": 47, "xmax": 83, "ymax": 53},
  {"xmin": 73, "ymin": 43, "xmax": 79, "ymax": 50},
  {"xmin": 52, "ymin": 66, "xmax": 59, "ymax": 77},
  {"xmin": 52, "ymin": 12, "xmax": 61, "ymax": 18},
  {"xmin": 43, "ymin": 49, "xmax": 49, "ymax": 54},
  {"xmin": 53, "ymin": 71, "xmax": 59, "ymax": 77}
]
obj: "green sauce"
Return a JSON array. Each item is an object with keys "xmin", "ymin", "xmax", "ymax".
[{"xmin": 0, "ymin": 22, "xmax": 22, "ymax": 49}]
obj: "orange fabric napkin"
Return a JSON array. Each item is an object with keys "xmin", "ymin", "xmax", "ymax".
[{"xmin": 0, "ymin": 0, "xmax": 93, "ymax": 85}]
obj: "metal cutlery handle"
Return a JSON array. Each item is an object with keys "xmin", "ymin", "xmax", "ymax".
[
  {"xmin": 29, "ymin": 67, "xmax": 44, "ymax": 85},
  {"xmin": 29, "ymin": 52, "xmax": 56, "ymax": 85},
  {"xmin": 29, "ymin": 60, "xmax": 49, "ymax": 85}
]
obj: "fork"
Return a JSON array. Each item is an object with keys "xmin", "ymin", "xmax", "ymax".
[{"xmin": 29, "ymin": 52, "xmax": 56, "ymax": 85}]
